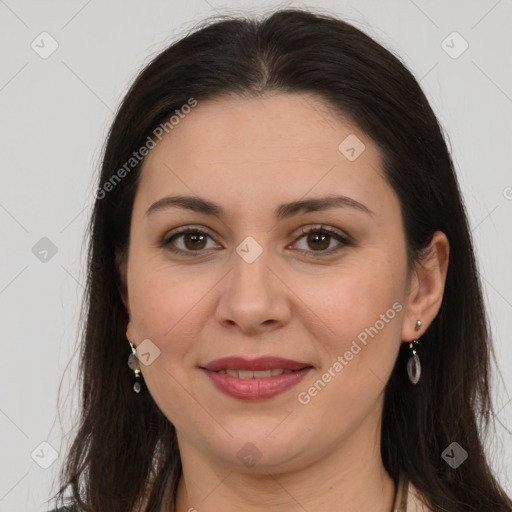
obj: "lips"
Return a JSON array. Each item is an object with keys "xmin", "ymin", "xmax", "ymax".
[
  {"xmin": 200, "ymin": 356, "xmax": 314, "ymax": 400},
  {"xmin": 201, "ymin": 356, "xmax": 312, "ymax": 372}
]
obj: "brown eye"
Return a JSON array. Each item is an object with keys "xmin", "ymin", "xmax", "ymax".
[
  {"xmin": 181, "ymin": 231, "xmax": 207, "ymax": 250},
  {"xmin": 292, "ymin": 226, "xmax": 351, "ymax": 256},
  {"xmin": 305, "ymin": 231, "xmax": 331, "ymax": 251},
  {"xmin": 162, "ymin": 225, "xmax": 351, "ymax": 258},
  {"xmin": 162, "ymin": 228, "xmax": 220, "ymax": 255}
]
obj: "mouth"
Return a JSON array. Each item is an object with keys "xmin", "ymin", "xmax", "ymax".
[{"xmin": 200, "ymin": 356, "xmax": 314, "ymax": 400}]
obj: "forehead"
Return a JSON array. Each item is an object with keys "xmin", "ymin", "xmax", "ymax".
[
  {"xmin": 136, "ymin": 92, "xmax": 391, "ymax": 219},
  {"xmin": 145, "ymin": 92, "xmax": 371, "ymax": 163}
]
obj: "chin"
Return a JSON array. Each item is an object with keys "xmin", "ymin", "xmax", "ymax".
[{"xmin": 206, "ymin": 426, "xmax": 314, "ymax": 472}]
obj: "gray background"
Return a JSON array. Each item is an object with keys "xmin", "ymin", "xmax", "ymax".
[{"xmin": 0, "ymin": 0, "xmax": 511, "ymax": 510}]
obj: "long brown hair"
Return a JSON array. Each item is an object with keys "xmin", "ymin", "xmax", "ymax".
[{"xmin": 54, "ymin": 8, "xmax": 512, "ymax": 512}]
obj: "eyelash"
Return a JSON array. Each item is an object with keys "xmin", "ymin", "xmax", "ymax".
[{"xmin": 161, "ymin": 225, "xmax": 352, "ymax": 258}]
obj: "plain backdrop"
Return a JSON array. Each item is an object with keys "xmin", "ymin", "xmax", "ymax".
[{"xmin": 0, "ymin": 0, "xmax": 511, "ymax": 510}]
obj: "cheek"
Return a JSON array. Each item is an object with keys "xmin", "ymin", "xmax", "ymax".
[
  {"xmin": 305, "ymin": 256, "xmax": 405, "ymax": 396},
  {"xmin": 127, "ymin": 250, "xmax": 207, "ymax": 340},
  {"xmin": 309, "ymin": 256, "xmax": 403, "ymax": 340}
]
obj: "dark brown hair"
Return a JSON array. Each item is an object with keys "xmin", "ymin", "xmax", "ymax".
[{"xmin": 54, "ymin": 8, "xmax": 512, "ymax": 512}]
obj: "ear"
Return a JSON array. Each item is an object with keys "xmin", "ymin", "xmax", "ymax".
[
  {"xmin": 124, "ymin": 290, "xmax": 139, "ymax": 346},
  {"xmin": 116, "ymin": 248, "xmax": 137, "ymax": 345},
  {"xmin": 126, "ymin": 315, "xmax": 138, "ymax": 346},
  {"xmin": 401, "ymin": 231, "xmax": 450, "ymax": 342}
]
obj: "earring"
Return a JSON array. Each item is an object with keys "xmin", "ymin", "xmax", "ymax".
[
  {"xmin": 407, "ymin": 340, "xmax": 421, "ymax": 385},
  {"xmin": 127, "ymin": 342, "xmax": 142, "ymax": 393},
  {"xmin": 407, "ymin": 320, "xmax": 422, "ymax": 385}
]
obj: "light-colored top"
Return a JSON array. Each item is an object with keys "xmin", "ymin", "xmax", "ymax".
[
  {"xmin": 392, "ymin": 469, "xmax": 409, "ymax": 512},
  {"xmin": 54, "ymin": 469, "xmax": 412, "ymax": 512}
]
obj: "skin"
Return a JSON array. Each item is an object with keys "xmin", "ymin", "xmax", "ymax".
[{"xmin": 123, "ymin": 92, "xmax": 449, "ymax": 512}]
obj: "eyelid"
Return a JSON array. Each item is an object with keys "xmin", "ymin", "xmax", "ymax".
[{"xmin": 295, "ymin": 224, "xmax": 349, "ymax": 240}]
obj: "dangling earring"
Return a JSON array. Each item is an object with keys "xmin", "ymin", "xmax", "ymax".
[
  {"xmin": 127, "ymin": 342, "xmax": 142, "ymax": 393},
  {"xmin": 407, "ymin": 320, "xmax": 422, "ymax": 385}
]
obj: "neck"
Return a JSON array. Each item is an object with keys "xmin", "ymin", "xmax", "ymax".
[{"xmin": 171, "ymin": 412, "xmax": 395, "ymax": 512}]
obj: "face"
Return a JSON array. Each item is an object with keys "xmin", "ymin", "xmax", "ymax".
[{"xmin": 124, "ymin": 92, "xmax": 412, "ymax": 473}]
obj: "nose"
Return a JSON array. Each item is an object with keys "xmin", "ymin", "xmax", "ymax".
[{"xmin": 215, "ymin": 245, "xmax": 292, "ymax": 335}]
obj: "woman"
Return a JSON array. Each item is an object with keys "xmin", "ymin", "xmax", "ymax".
[{"xmin": 53, "ymin": 8, "xmax": 512, "ymax": 512}]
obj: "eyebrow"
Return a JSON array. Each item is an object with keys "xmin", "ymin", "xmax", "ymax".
[{"xmin": 145, "ymin": 194, "xmax": 374, "ymax": 219}]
